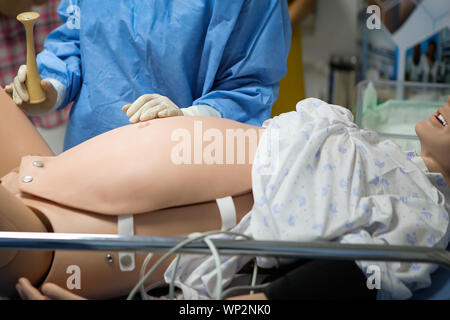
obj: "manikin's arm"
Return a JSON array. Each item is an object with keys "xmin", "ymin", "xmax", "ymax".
[
  {"xmin": 16, "ymin": 278, "xmax": 85, "ymax": 300},
  {"xmin": 16, "ymin": 278, "xmax": 267, "ymax": 300},
  {"xmin": 18, "ymin": 279, "xmax": 267, "ymax": 300}
]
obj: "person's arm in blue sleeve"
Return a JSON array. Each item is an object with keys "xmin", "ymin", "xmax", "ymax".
[
  {"xmin": 36, "ymin": 0, "xmax": 82, "ymax": 111},
  {"xmin": 193, "ymin": 0, "xmax": 292, "ymax": 126}
]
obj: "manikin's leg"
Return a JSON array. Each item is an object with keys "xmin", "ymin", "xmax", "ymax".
[
  {"xmin": 0, "ymin": 88, "xmax": 54, "ymax": 177},
  {"xmin": 0, "ymin": 182, "xmax": 253, "ymax": 298},
  {"xmin": 0, "ymin": 184, "xmax": 53, "ymax": 297},
  {"xmin": 0, "ymin": 88, "xmax": 54, "ymax": 296}
]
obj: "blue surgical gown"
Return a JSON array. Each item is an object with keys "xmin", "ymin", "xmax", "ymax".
[{"xmin": 37, "ymin": 0, "xmax": 291, "ymax": 150}]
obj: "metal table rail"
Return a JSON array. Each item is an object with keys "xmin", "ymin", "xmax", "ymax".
[{"xmin": 1, "ymin": 232, "xmax": 449, "ymax": 268}]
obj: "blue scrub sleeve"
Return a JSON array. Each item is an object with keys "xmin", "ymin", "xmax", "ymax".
[
  {"xmin": 36, "ymin": 0, "xmax": 82, "ymax": 109},
  {"xmin": 193, "ymin": 0, "xmax": 292, "ymax": 126}
]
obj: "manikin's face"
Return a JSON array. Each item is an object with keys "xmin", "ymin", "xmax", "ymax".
[{"xmin": 415, "ymin": 97, "xmax": 450, "ymax": 164}]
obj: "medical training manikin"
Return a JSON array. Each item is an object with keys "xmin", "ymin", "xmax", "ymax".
[
  {"xmin": 0, "ymin": 88, "xmax": 256, "ymax": 298},
  {"xmin": 0, "ymin": 89, "xmax": 449, "ymax": 300}
]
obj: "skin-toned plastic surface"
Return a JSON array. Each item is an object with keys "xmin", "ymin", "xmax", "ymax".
[
  {"xmin": 1, "ymin": 159, "xmax": 254, "ymax": 298},
  {"xmin": 14, "ymin": 115, "xmax": 260, "ymax": 215},
  {"xmin": 0, "ymin": 88, "xmax": 53, "ymax": 177},
  {"xmin": 0, "ymin": 184, "xmax": 52, "ymax": 297},
  {"xmin": 0, "ymin": 89, "xmax": 256, "ymax": 298},
  {"xmin": 14, "ymin": 192, "xmax": 253, "ymax": 299}
]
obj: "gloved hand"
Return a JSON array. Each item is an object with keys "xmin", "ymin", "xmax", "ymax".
[
  {"xmin": 122, "ymin": 94, "xmax": 183, "ymax": 123},
  {"xmin": 4, "ymin": 65, "xmax": 58, "ymax": 116}
]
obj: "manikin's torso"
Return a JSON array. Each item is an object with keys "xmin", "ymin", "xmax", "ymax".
[{"xmin": 0, "ymin": 98, "xmax": 258, "ymax": 298}]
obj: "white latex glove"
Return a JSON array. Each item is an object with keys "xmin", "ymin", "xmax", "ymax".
[
  {"xmin": 122, "ymin": 94, "xmax": 183, "ymax": 123},
  {"xmin": 4, "ymin": 65, "xmax": 58, "ymax": 116}
]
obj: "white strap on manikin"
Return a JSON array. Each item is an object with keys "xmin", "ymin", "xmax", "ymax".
[
  {"xmin": 117, "ymin": 215, "xmax": 135, "ymax": 272},
  {"xmin": 216, "ymin": 196, "xmax": 237, "ymax": 231}
]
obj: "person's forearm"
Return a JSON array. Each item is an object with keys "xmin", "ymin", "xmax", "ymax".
[{"xmin": 289, "ymin": 0, "xmax": 317, "ymax": 30}]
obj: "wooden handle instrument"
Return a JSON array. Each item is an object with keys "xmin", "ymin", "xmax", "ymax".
[{"xmin": 17, "ymin": 12, "xmax": 46, "ymax": 104}]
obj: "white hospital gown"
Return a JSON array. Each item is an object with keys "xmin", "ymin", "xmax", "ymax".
[{"xmin": 164, "ymin": 98, "xmax": 450, "ymax": 300}]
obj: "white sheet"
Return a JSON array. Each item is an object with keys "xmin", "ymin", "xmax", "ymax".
[{"xmin": 164, "ymin": 98, "xmax": 449, "ymax": 300}]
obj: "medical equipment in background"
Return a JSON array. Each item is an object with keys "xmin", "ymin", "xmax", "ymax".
[
  {"xmin": 359, "ymin": 0, "xmax": 450, "ymax": 84},
  {"xmin": 328, "ymin": 54, "xmax": 358, "ymax": 109},
  {"xmin": 17, "ymin": 12, "xmax": 46, "ymax": 104},
  {"xmin": 356, "ymin": 80, "xmax": 450, "ymax": 153}
]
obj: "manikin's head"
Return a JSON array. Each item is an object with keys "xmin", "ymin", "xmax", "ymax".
[{"xmin": 415, "ymin": 96, "xmax": 450, "ymax": 179}]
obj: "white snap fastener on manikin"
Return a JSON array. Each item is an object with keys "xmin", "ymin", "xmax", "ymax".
[
  {"xmin": 32, "ymin": 161, "xmax": 44, "ymax": 167},
  {"xmin": 105, "ymin": 254, "xmax": 114, "ymax": 264},
  {"xmin": 22, "ymin": 176, "xmax": 33, "ymax": 183}
]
